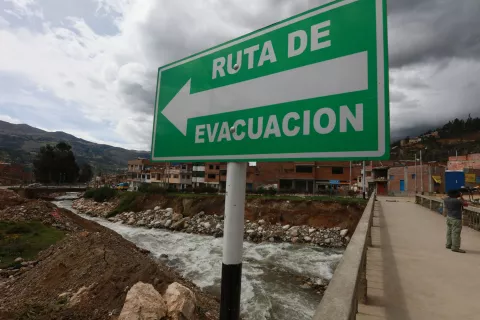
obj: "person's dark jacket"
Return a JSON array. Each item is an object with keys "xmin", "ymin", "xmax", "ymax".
[{"xmin": 444, "ymin": 197, "xmax": 464, "ymax": 220}]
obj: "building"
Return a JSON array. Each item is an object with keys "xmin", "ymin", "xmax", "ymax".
[
  {"xmin": 370, "ymin": 166, "xmax": 389, "ymax": 195},
  {"xmin": 93, "ymin": 173, "xmax": 128, "ymax": 187},
  {"xmin": 150, "ymin": 163, "xmax": 193, "ymax": 190},
  {"xmin": 447, "ymin": 153, "xmax": 480, "ymax": 187},
  {"xmin": 127, "ymin": 158, "xmax": 152, "ymax": 190},
  {"xmin": 388, "ymin": 164, "xmax": 445, "ymax": 196},
  {"xmin": 254, "ymin": 161, "xmax": 362, "ymax": 193},
  {"xmin": 192, "ymin": 163, "xmax": 206, "ymax": 188},
  {"xmin": 0, "ymin": 163, "xmax": 34, "ymax": 185},
  {"xmin": 447, "ymin": 153, "xmax": 480, "ymax": 171}
]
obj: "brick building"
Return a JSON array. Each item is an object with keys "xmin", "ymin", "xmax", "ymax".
[
  {"xmin": 447, "ymin": 153, "xmax": 480, "ymax": 187},
  {"xmin": 201, "ymin": 162, "xmax": 257, "ymax": 191},
  {"xmin": 127, "ymin": 159, "xmax": 373, "ymax": 193},
  {"xmin": 388, "ymin": 164, "xmax": 445, "ymax": 195},
  {"xmin": 447, "ymin": 154, "xmax": 480, "ymax": 171},
  {"xmin": 253, "ymin": 161, "xmax": 362, "ymax": 193},
  {"xmin": 127, "ymin": 158, "xmax": 152, "ymax": 189},
  {"xmin": 0, "ymin": 163, "xmax": 34, "ymax": 185}
]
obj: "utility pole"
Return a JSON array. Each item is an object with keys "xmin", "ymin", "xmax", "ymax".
[
  {"xmin": 362, "ymin": 161, "xmax": 366, "ymax": 199},
  {"xmin": 420, "ymin": 150, "xmax": 423, "ymax": 194},
  {"xmin": 349, "ymin": 161, "xmax": 352, "ymax": 189},
  {"xmin": 414, "ymin": 154, "xmax": 417, "ymax": 194}
]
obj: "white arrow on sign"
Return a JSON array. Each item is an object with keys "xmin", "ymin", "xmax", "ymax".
[{"xmin": 162, "ymin": 51, "xmax": 368, "ymax": 136}]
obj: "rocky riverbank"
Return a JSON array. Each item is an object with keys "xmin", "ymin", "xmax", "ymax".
[
  {"xmin": 73, "ymin": 198, "xmax": 350, "ymax": 247},
  {"xmin": 0, "ymin": 189, "xmax": 219, "ymax": 320}
]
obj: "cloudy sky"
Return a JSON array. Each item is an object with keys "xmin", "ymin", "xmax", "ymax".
[{"xmin": 0, "ymin": 0, "xmax": 479, "ymax": 150}]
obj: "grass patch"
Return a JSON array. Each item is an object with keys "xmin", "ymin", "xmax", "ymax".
[
  {"xmin": 167, "ymin": 193, "xmax": 220, "ymax": 198},
  {"xmin": 0, "ymin": 221, "xmax": 65, "ymax": 268}
]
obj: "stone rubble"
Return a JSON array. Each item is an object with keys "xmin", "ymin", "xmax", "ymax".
[
  {"xmin": 72, "ymin": 198, "xmax": 116, "ymax": 218},
  {"xmin": 73, "ymin": 198, "xmax": 349, "ymax": 248},
  {"xmin": 0, "ymin": 259, "xmax": 38, "ymax": 279}
]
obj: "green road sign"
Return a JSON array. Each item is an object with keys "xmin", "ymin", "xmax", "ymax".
[{"xmin": 151, "ymin": 0, "xmax": 389, "ymax": 162}]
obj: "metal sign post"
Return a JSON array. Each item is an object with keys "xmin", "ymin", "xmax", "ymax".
[
  {"xmin": 151, "ymin": 0, "xmax": 389, "ymax": 318},
  {"xmin": 220, "ymin": 162, "xmax": 247, "ymax": 319},
  {"xmin": 362, "ymin": 161, "xmax": 366, "ymax": 199}
]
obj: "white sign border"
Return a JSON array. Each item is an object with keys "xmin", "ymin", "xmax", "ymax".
[{"xmin": 152, "ymin": 0, "xmax": 387, "ymax": 161}]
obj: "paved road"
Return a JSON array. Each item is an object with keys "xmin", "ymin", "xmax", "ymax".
[{"xmin": 358, "ymin": 197, "xmax": 480, "ymax": 320}]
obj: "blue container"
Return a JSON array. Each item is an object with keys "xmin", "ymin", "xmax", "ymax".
[{"xmin": 445, "ymin": 171, "xmax": 465, "ymax": 192}]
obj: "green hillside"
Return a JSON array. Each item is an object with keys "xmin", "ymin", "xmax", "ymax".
[{"xmin": 0, "ymin": 120, "xmax": 149, "ymax": 173}]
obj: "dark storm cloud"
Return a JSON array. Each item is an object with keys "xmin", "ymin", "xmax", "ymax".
[
  {"xmin": 388, "ymin": 0, "xmax": 480, "ymax": 68},
  {"xmin": 118, "ymin": 80, "xmax": 155, "ymax": 114}
]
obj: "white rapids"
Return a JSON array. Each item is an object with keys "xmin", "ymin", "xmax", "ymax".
[{"xmin": 54, "ymin": 198, "xmax": 342, "ymax": 320}]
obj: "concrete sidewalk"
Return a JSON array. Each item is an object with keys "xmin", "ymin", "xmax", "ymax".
[{"xmin": 358, "ymin": 197, "xmax": 480, "ymax": 320}]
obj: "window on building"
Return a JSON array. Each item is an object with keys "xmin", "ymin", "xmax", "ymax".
[
  {"xmin": 193, "ymin": 171, "xmax": 205, "ymax": 177},
  {"xmin": 216, "ymin": 165, "xmax": 220, "ymax": 170},
  {"xmin": 182, "ymin": 165, "xmax": 187, "ymax": 170},
  {"xmin": 332, "ymin": 167, "xmax": 344, "ymax": 174},
  {"xmin": 174, "ymin": 175, "xmax": 179, "ymax": 179},
  {"xmin": 389, "ymin": 175, "xmax": 394, "ymax": 180},
  {"xmin": 209, "ymin": 165, "xmax": 214, "ymax": 169},
  {"xmin": 295, "ymin": 166, "xmax": 313, "ymax": 173},
  {"xmin": 208, "ymin": 174, "xmax": 216, "ymax": 179},
  {"xmin": 146, "ymin": 175, "xmax": 150, "ymax": 179},
  {"xmin": 186, "ymin": 175, "xmax": 190, "ymax": 179},
  {"xmin": 220, "ymin": 170, "xmax": 227, "ymax": 176}
]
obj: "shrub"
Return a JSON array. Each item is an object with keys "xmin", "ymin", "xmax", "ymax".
[
  {"xmin": 278, "ymin": 189, "xmax": 296, "ymax": 194},
  {"xmin": 193, "ymin": 186, "xmax": 218, "ymax": 194},
  {"xmin": 265, "ymin": 187, "xmax": 277, "ymax": 196},
  {"xmin": 83, "ymin": 189, "xmax": 96, "ymax": 199},
  {"xmin": 256, "ymin": 187, "xmax": 266, "ymax": 194},
  {"xmin": 84, "ymin": 186, "xmax": 117, "ymax": 202},
  {"xmin": 347, "ymin": 190, "xmax": 357, "ymax": 198},
  {"xmin": 138, "ymin": 183, "xmax": 167, "ymax": 194},
  {"xmin": 254, "ymin": 187, "xmax": 277, "ymax": 196}
]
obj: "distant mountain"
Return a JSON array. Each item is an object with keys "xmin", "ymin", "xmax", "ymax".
[{"xmin": 0, "ymin": 120, "xmax": 150, "ymax": 172}]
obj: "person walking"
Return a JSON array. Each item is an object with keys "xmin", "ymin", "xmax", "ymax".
[{"xmin": 444, "ymin": 190, "xmax": 468, "ymax": 253}]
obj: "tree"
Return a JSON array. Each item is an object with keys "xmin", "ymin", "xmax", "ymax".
[
  {"xmin": 78, "ymin": 163, "xmax": 94, "ymax": 183},
  {"xmin": 33, "ymin": 142, "xmax": 79, "ymax": 184}
]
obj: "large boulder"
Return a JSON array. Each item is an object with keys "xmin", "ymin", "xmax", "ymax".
[
  {"xmin": 288, "ymin": 226, "xmax": 299, "ymax": 237},
  {"xmin": 118, "ymin": 282, "xmax": 167, "ymax": 320},
  {"xmin": 172, "ymin": 218, "xmax": 188, "ymax": 231},
  {"xmin": 172, "ymin": 213, "xmax": 183, "ymax": 222},
  {"xmin": 164, "ymin": 282, "xmax": 196, "ymax": 320}
]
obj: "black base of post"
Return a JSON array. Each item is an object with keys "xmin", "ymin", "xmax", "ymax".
[{"xmin": 220, "ymin": 263, "xmax": 242, "ymax": 320}]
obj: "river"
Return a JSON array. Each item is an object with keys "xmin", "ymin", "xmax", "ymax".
[{"xmin": 53, "ymin": 195, "xmax": 342, "ymax": 320}]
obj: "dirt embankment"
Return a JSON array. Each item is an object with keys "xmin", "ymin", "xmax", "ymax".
[
  {"xmin": 116, "ymin": 194, "xmax": 365, "ymax": 232},
  {"xmin": 0, "ymin": 190, "xmax": 219, "ymax": 320}
]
